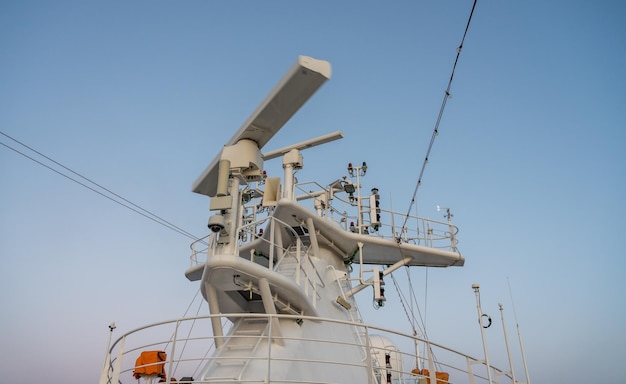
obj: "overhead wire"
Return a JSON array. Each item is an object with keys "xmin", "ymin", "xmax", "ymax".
[
  {"xmin": 390, "ymin": 269, "xmax": 443, "ymax": 371},
  {"xmin": 399, "ymin": 0, "xmax": 478, "ymax": 236},
  {"xmin": 0, "ymin": 130, "xmax": 201, "ymax": 241},
  {"xmin": 390, "ymin": 270, "xmax": 425, "ymax": 338},
  {"xmin": 391, "ymin": 0, "xmax": 479, "ymax": 371}
]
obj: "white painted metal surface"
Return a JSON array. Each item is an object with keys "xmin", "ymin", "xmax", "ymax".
[
  {"xmin": 101, "ymin": 314, "xmax": 509, "ymax": 384},
  {"xmin": 100, "ymin": 56, "xmax": 518, "ymax": 384},
  {"xmin": 192, "ymin": 56, "xmax": 331, "ymax": 197}
]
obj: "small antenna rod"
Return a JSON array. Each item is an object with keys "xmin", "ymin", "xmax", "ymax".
[
  {"xmin": 499, "ymin": 303, "xmax": 517, "ymax": 383},
  {"xmin": 508, "ymin": 277, "xmax": 531, "ymax": 384}
]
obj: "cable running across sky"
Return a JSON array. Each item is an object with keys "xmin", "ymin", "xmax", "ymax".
[
  {"xmin": 399, "ymin": 0, "xmax": 478, "ymax": 238},
  {"xmin": 0, "ymin": 130, "xmax": 201, "ymax": 241}
]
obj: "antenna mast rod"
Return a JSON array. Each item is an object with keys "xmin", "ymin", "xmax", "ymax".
[
  {"xmin": 508, "ymin": 278, "xmax": 531, "ymax": 384},
  {"xmin": 472, "ymin": 284, "xmax": 494, "ymax": 384},
  {"xmin": 499, "ymin": 303, "xmax": 517, "ymax": 383}
]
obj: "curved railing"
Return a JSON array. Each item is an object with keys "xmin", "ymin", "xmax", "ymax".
[
  {"xmin": 189, "ymin": 195, "xmax": 459, "ymax": 271},
  {"xmin": 295, "ymin": 180, "xmax": 459, "ymax": 252},
  {"xmin": 100, "ymin": 313, "xmax": 511, "ymax": 384}
]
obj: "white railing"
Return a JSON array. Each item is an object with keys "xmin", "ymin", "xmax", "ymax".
[
  {"xmin": 100, "ymin": 314, "xmax": 511, "ymax": 384},
  {"xmin": 293, "ymin": 181, "xmax": 459, "ymax": 252},
  {"xmin": 381, "ymin": 208, "xmax": 458, "ymax": 251},
  {"xmin": 189, "ymin": 207, "xmax": 458, "ymax": 274},
  {"xmin": 188, "ymin": 216, "xmax": 326, "ymax": 309}
]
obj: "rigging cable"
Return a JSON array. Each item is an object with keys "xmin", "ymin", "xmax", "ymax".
[
  {"xmin": 390, "ymin": 271, "xmax": 425, "ymax": 338},
  {"xmin": 390, "ymin": 269, "xmax": 442, "ymax": 371},
  {"xmin": 167, "ymin": 288, "xmax": 206, "ymax": 376},
  {"xmin": 399, "ymin": 0, "xmax": 478, "ymax": 237},
  {"xmin": 392, "ymin": 0, "xmax": 479, "ymax": 370},
  {"xmin": 0, "ymin": 131, "xmax": 201, "ymax": 241}
]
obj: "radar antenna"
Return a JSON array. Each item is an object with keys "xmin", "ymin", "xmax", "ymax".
[
  {"xmin": 192, "ymin": 56, "xmax": 331, "ymax": 197},
  {"xmin": 192, "ymin": 56, "xmax": 331, "ymax": 253}
]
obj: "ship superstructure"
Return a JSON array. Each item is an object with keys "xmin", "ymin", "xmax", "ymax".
[{"xmin": 99, "ymin": 56, "xmax": 521, "ymax": 384}]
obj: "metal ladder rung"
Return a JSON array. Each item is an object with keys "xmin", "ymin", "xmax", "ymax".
[
  {"xmin": 243, "ymin": 317, "xmax": 269, "ymax": 324},
  {"xmin": 234, "ymin": 329, "xmax": 263, "ymax": 335},
  {"xmin": 216, "ymin": 360, "xmax": 247, "ymax": 367},
  {"xmin": 227, "ymin": 344, "xmax": 256, "ymax": 351}
]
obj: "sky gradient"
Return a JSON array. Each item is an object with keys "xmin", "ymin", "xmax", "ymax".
[{"xmin": 1, "ymin": 1, "xmax": 625, "ymax": 383}]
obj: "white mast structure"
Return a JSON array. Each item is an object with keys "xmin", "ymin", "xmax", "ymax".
[
  {"xmin": 184, "ymin": 56, "xmax": 464, "ymax": 383},
  {"xmin": 99, "ymin": 56, "xmax": 526, "ymax": 384}
]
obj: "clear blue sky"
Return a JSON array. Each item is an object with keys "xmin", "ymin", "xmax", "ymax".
[{"xmin": 1, "ymin": 1, "xmax": 624, "ymax": 383}]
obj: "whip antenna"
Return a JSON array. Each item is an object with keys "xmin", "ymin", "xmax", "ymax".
[
  {"xmin": 508, "ymin": 278, "xmax": 532, "ymax": 384},
  {"xmin": 399, "ymin": 0, "xmax": 478, "ymax": 236}
]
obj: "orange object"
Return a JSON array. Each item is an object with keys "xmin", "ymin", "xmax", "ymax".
[
  {"xmin": 417, "ymin": 369, "xmax": 450, "ymax": 384},
  {"xmin": 133, "ymin": 350, "xmax": 167, "ymax": 379}
]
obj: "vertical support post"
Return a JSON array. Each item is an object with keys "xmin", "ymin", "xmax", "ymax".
[
  {"xmin": 266, "ymin": 317, "xmax": 272, "ymax": 384},
  {"xmin": 517, "ymin": 317, "xmax": 531, "ymax": 384},
  {"xmin": 305, "ymin": 217, "xmax": 319, "ymax": 257},
  {"xmin": 426, "ymin": 342, "xmax": 437, "ymax": 384},
  {"xmin": 283, "ymin": 163, "xmax": 294, "ymax": 200},
  {"xmin": 473, "ymin": 284, "xmax": 493, "ymax": 384},
  {"xmin": 275, "ymin": 224, "xmax": 284, "ymax": 264},
  {"xmin": 205, "ymin": 282, "xmax": 224, "ymax": 348},
  {"xmin": 448, "ymin": 222, "xmax": 457, "ymax": 252},
  {"xmin": 99, "ymin": 322, "xmax": 116, "ymax": 384},
  {"xmin": 231, "ymin": 177, "xmax": 242, "ymax": 250},
  {"xmin": 364, "ymin": 326, "xmax": 375, "ymax": 384},
  {"xmin": 357, "ymin": 241, "xmax": 365, "ymax": 284},
  {"xmin": 413, "ymin": 330, "xmax": 422, "ymax": 373},
  {"xmin": 499, "ymin": 303, "xmax": 517, "ymax": 383},
  {"xmin": 259, "ymin": 278, "xmax": 284, "ymax": 346},
  {"xmin": 269, "ymin": 219, "xmax": 275, "ymax": 270},
  {"xmin": 216, "ymin": 159, "xmax": 231, "ymax": 197},
  {"xmin": 295, "ymin": 238, "xmax": 302, "ymax": 285},
  {"xmin": 282, "ymin": 149, "xmax": 302, "ymax": 201},
  {"xmin": 167, "ymin": 320, "xmax": 180, "ymax": 384},
  {"xmin": 466, "ymin": 356, "xmax": 477, "ymax": 384},
  {"xmin": 217, "ymin": 177, "xmax": 240, "ymax": 255},
  {"xmin": 98, "ymin": 351, "xmax": 111, "ymax": 384},
  {"xmin": 508, "ymin": 278, "xmax": 531, "ymax": 384},
  {"xmin": 111, "ymin": 336, "xmax": 126, "ymax": 384}
]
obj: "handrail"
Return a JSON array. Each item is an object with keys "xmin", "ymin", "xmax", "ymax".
[
  {"xmin": 295, "ymin": 181, "xmax": 459, "ymax": 252},
  {"xmin": 188, "ymin": 215, "xmax": 327, "ymax": 308},
  {"xmin": 101, "ymin": 313, "xmax": 511, "ymax": 384},
  {"xmin": 189, "ymin": 184, "xmax": 460, "ymax": 269}
]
